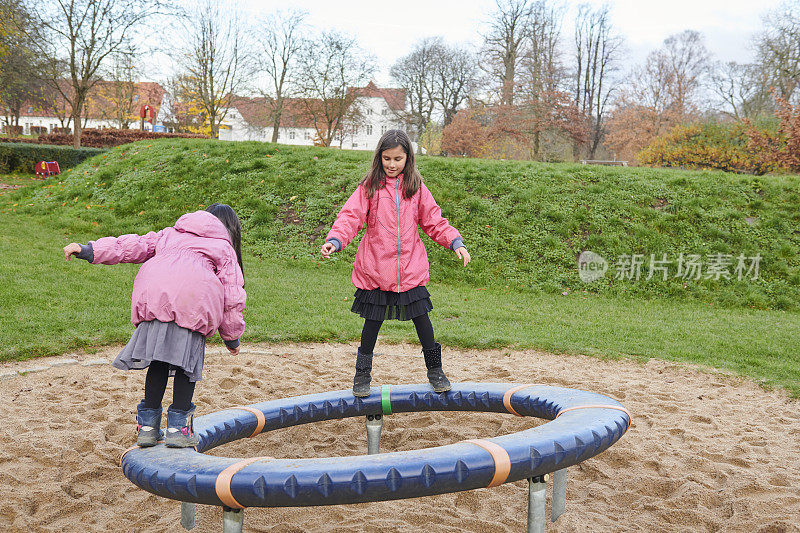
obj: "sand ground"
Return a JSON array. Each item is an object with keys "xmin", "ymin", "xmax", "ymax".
[{"xmin": 0, "ymin": 341, "xmax": 798, "ymax": 532}]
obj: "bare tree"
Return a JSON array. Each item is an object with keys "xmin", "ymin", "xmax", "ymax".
[
  {"xmin": 176, "ymin": 0, "xmax": 243, "ymax": 139},
  {"xmin": 661, "ymin": 30, "xmax": 711, "ymax": 116},
  {"xmin": 573, "ymin": 2, "xmax": 623, "ymax": 158},
  {"xmin": 294, "ymin": 30, "xmax": 375, "ymax": 147},
  {"xmin": 97, "ymin": 46, "xmax": 139, "ymax": 128},
  {"xmin": 23, "ymin": 0, "xmax": 162, "ymax": 147},
  {"xmin": 755, "ymin": 1, "xmax": 800, "ymax": 103},
  {"xmin": 481, "ymin": 0, "xmax": 531, "ymax": 105},
  {"xmin": 710, "ymin": 61, "xmax": 771, "ymax": 119},
  {"xmin": 390, "ymin": 37, "xmax": 442, "ymax": 141},
  {"xmin": 519, "ymin": 1, "xmax": 565, "ymax": 97},
  {"xmin": 434, "ymin": 44, "xmax": 479, "ymax": 126},
  {"xmin": 0, "ymin": 0, "xmax": 46, "ymax": 135},
  {"xmin": 256, "ymin": 8, "xmax": 307, "ymax": 143}
]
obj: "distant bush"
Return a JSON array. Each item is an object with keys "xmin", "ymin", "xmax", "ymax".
[
  {"xmin": 38, "ymin": 128, "xmax": 209, "ymax": 148},
  {"xmin": 0, "ymin": 142, "xmax": 106, "ymax": 173},
  {"xmin": 744, "ymin": 94, "xmax": 800, "ymax": 173},
  {"xmin": 638, "ymin": 122, "xmax": 777, "ymax": 175},
  {"xmin": 0, "ymin": 128, "xmax": 208, "ymax": 149}
]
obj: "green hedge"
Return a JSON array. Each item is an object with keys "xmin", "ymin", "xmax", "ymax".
[{"xmin": 0, "ymin": 142, "xmax": 106, "ymax": 173}]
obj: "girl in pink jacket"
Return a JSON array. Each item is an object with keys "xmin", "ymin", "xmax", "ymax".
[
  {"xmin": 321, "ymin": 130, "xmax": 471, "ymax": 396},
  {"xmin": 63, "ymin": 204, "xmax": 246, "ymax": 448}
]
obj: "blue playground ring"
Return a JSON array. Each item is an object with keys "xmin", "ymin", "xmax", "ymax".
[{"xmin": 120, "ymin": 383, "xmax": 630, "ymax": 508}]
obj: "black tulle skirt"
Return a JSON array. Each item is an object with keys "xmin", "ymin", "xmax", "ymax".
[{"xmin": 350, "ymin": 286, "xmax": 433, "ymax": 321}]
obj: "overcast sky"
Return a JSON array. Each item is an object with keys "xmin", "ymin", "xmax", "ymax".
[{"xmin": 233, "ymin": 0, "xmax": 783, "ymax": 86}]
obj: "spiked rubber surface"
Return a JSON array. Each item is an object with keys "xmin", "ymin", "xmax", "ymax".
[{"xmin": 120, "ymin": 383, "xmax": 630, "ymax": 507}]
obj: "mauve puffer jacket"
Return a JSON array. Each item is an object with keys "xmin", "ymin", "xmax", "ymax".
[
  {"xmin": 90, "ymin": 210, "xmax": 246, "ymax": 340},
  {"xmin": 326, "ymin": 174, "xmax": 461, "ymax": 292}
]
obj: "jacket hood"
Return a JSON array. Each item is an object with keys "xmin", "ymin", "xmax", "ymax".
[{"xmin": 174, "ymin": 210, "xmax": 232, "ymax": 243}]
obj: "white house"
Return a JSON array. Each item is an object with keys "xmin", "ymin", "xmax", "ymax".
[{"xmin": 219, "ymin": 82, "xmax": 409, "ymax": 150}]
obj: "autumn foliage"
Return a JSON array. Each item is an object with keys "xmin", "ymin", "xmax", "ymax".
[
  {"xmin": 744, "ymin": 93, "xmax": 800, "ymax": 173},
  {"xmin": 638, "ymin": 122, "xmax": 776, "ymax": 175},
  {"xmin": 441, "ymin": 91, "xmax": 588, "ymax": 159}
]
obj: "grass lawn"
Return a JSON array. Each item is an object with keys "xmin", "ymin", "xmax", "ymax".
[{"xmin": 2, "ymin": 210, "xmax": 798, "ymax": 397}]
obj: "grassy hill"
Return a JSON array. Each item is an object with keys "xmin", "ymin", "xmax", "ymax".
[{"xmin": 7, "ymin": 138, "xmax": 799, "ymax": 310}]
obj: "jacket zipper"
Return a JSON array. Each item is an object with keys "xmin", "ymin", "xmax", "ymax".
[{"xmin": 395, "ymin": 177, "xmax": 402, "ymax": 292}]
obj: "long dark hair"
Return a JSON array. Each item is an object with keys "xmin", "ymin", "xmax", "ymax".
[
  {"xmin": 205, "ymin": 203, "xmax": 243, "ymax": 281},
  {"xmin": 360, "ymin": 129, "xmax": 422, "ymax": 199}
]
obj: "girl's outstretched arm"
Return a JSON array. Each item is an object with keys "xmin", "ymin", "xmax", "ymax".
[
  {"xmin": 418, "ymin": 184, "xmax": 463, "ymax": 250},
  {"xmin": 90, "ymin": 231, "xmax": 164, "ymax": 265},
  {"xmin": 323, "ymin": 184, "xmax": 370, "ymax": 254}
]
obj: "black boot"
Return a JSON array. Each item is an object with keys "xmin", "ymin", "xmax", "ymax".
[
  {"xmin": 352, "ymin": 348, "xmax": 373, "ymax": 397},
  {"xmin": 423, "ymin": 342, "xmax": 451, "ymax": 393}
]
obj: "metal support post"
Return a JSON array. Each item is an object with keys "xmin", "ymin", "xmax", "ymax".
[
  {"xmin": 222, "ymin": 506, "xmax": 243, "ymax": 533},
  {"xmin": 180, "ymin": 502, "xmax": 196, "ymax": 530},
  {"xmin": 366, "ymin": 414, "xmax": 383, "ymax": 454},
  {"xmin": 527, "ymin": 474, "xmax": 548, "ymax": 533},
  {"xmin": 551, "ymin": 469, "xmax": 567, "ymax": 522}
]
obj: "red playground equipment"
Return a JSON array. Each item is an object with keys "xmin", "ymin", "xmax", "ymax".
[{"xmin": 35, "ymin": 160, "xmax": 61, "ymax": 177}]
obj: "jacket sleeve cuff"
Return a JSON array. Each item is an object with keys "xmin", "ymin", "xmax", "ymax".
[
  {"xmin": 224, "ymin": 339, "xmax": 240, "ymax": 349},
  {"xmin": 327, "ymin": 237, "xmax": 342, "ymax": 252},
  {"xmin": 76, "ymin": 243, "xmax": 95, "ymax": 262},
  {"xmin": 450, "ymin": 238, "xmax": 465, "ymax": 251}
]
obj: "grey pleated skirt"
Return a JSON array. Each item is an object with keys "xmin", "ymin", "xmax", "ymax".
[{"xmin": 111, "ymin": 319, "xmax": 206, "ymax": 382}]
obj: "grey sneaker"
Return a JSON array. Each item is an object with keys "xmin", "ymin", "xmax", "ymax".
[
  {"xmin": 136, "ymin": 401, "xmax": 162, "ymax": 447},
  {"xmin": 427, "ymin": 367, "xmax": 451, "ymax": 393},
  {"xmin": 353, "ymin": 370, "xmax": 372, "ymax": 397},
  {"xmin": 165, "ymin": 404, "xmax": 200, "ymax": 448}
]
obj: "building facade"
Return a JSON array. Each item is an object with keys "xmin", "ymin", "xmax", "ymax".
[{"xmin": 219, "ymin": 82, "xmax": 410, "ymax": 151}]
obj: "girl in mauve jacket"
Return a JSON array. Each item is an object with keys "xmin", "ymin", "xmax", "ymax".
[
  {"xmin": 63, "ymin": 204, "xmax": 246, "ymax": 448},
  {"xmin": 321, "ymin": 130, "xmax": 471, "ymax": 397}
]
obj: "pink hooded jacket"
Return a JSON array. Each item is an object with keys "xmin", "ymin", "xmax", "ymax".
[
  {"xmin": 325, "ymin": 174, "xmax": 462, "ymax": 292},
  {"xmin": 90, "ymin": 210, "xmax": 246, "ymax": 340}
]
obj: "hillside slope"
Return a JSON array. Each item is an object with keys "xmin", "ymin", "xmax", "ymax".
[{"xmin": 9, "ymin": 139, "xmax": 800, "ymax": 310}]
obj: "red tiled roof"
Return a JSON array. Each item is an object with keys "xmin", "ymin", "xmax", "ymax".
[
  {"xmin": 349, "ymin": 81, "xmax": 406, "ymax": 111},
  {"xmin": 229, "ymin": 83, "xmax": 406, "ymax": 129}
]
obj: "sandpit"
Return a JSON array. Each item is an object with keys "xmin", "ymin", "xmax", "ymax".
[{"xmin": 0, "ymin": 342, "xmax": 798, "ymax": 532}]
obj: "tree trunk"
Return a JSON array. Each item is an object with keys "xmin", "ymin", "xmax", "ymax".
[
  {"xmin": 72, "ymin": 113, "xmax": 82, "ymax": 148},
  {"xmin": 271, "ymin": 117, "xmax": 280, "ymax": 143}
]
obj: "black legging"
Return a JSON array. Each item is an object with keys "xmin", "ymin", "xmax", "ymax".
[
  {"xmin": 143, "ymin": 361, "xmax": 195, "ymax": 411},
  {"xmin": 360, "ymin": 313, "xmax": 436, "ymax": 353}
]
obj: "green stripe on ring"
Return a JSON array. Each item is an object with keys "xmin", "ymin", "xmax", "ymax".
[{"xmin": 381, "ymin": 385, "xmax": 392, "ymax": 415}]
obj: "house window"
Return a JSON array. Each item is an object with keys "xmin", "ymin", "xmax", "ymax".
[
  {"xmin": 304, "ymin": 131, "xmax": 310, "ymax": 140},
  {"xmin": 381, "ymin": 109, "xmax": 388, "ymax": 115},
  {"xmin": 289, "ymin": 131, "xmax": 295, "ymax": 140},
  {"xmin": 366, "ymin": 124, "xmax": 373, "ymax": 135},
  {"xmin": 277, "ymin": 131, "xmax": 281, "ymax": 139},
  {"xmin": 27, "ymin": 106, "xmax": 33, "ymax": 113},
  {"xmin": 352, "ymin": 143, "xmax": 358, "ymax": 148},
  {"xmin": 366, "ymin": 109, "xmax": 373, "ymax": 115},
  {"xmin": 381, "ymin": 125, "xmax": 387, "ymax": 134},
  {"xmin": 353, "ymin": 126, "xmax": 359, "ymax": 135}
]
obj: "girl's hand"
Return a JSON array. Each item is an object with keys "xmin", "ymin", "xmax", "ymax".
[
  {"xmin": 63, "ymin": 243, "xmax": 81, "ymax": 260},
  {"xmin": 320, "ymin": 242, "xmax": 336, "ymax": 258},
  {"xmin": 227, "ymin": 345, "xmax": 240, "ymax": 356},
  {"xmin": 455, "ymin": 246, "xmax": 471, "ymax": 266}
]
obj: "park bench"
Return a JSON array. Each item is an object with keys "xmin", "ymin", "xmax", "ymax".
[{"xmin": 580, "ymin": 159, "xmax": 628, "ymax": 166}]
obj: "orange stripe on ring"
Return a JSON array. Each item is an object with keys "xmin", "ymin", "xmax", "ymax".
[
  {"xmin": 235, "ymin": 406, "xmax": 266, "ymax": 437},
  {"xmin": 215, "ymin": 456, "xmax": 271, "ymax": 509},
  {"xmin": 555, "ymin": 404, "xmax": 632, "ymax": 421},
  {"xmin": 464, "ymin": 439, "xmax": 511, "ymax": 488},
  {"xmin": 502, "ymin": 384, "xmax": 535, "ymax": 416},
  {"xmin": 119, "ymin": 445, "xmax": 139, "ymax": 467}
]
